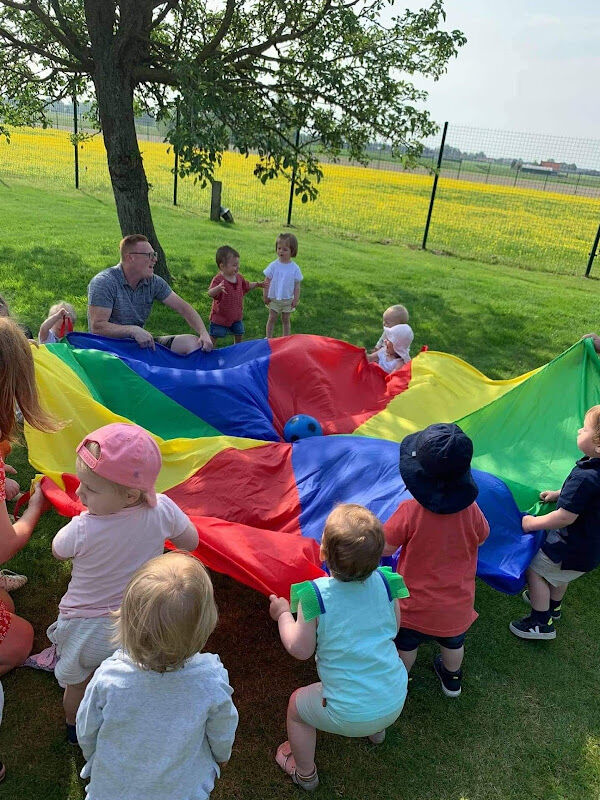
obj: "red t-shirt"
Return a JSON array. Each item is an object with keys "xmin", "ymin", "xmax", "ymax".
[
  {"xmin": 209, "ymin": 274, "xmax": 251, "ymax": 327},
  {"xmin": 384, "ymin": 498, "xmax": 489, "ymax": 636}
]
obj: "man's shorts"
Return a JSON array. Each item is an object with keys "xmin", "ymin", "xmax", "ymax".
[
  {"xmin": 209, "ymin": 320, "xmax": 245, "ymax": 338},
  {"xmin": 295, "ymin": 682, "xmax": 404, "ymax": 737},
  {"xmin": 529, "ymin": 548, "xmax": 584, "ymax": 587},
  {"xmin": 154, "ymin": 335, "xmax": 176, "ymax": 349},
  {"xmin": 267, "ymin": 299, "xmax": 294, "ymax": 314},
  {"xmin": 47, "ymin": 616, "xmax": 115, "ymax": 687},
  {"xmin": 395, "ymin": 627, "xmax": 466, "ymax": 651}
]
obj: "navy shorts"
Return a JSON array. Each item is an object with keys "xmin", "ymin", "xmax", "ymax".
[
  {"xmin": 209, "ymin": 320, "xmax": 245, "ymax": 338},
  {"xmin": 395, "ymin": 627, "xmax": 466, "ymax": 651}
]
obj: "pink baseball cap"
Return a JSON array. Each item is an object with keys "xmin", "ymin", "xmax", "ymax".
[{"xmin": 76, "ymin": 423, "xmax": 162, "ymax": 507}]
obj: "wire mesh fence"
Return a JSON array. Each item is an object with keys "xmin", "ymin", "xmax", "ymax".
[{"xmin": 1, "ymin": 106, "xmax": 599, "ymax": 276}]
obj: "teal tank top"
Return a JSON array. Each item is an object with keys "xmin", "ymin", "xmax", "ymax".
[{"xmin": 291, "ymin": 568, "xmax": 409, "ymax": 722}]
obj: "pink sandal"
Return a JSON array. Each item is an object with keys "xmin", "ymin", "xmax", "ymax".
[{"xmin": 275, "ymin": 741, "xmax": 319, "ymax": 791}]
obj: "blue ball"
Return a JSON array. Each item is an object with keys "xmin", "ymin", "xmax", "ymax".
[{"xmin": 283, "ymin": 414, "xmax": 323, "ymax": 443}]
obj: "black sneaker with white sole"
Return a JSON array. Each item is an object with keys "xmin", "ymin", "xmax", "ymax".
[
  {"xmin": 433, "ymin": 654, "xmax": 462, "ymax": 697},
  {"xmin": 521, "ymin": 590, "xmax": 561, "ymax": 620},
  {"xmin": 509, "ymin": 614, "xmax": 556, "ymax": 640}
]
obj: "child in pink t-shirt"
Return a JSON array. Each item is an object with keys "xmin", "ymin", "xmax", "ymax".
[
  {"xmin": 383, "ymin": 423, "xmax": 489, "ymax": 698},
  {"xmin": 207, "ymin": 246, "xmax": 264, "ymax": 345},
  {"xmin": 47, "ymin": 423, "xmax": 199, "ymax": 744}
]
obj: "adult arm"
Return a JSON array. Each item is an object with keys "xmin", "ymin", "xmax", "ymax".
[
  {"xmin": 88, "ymin": 306, "xmax": 154, "ymax": 348},
  {"xmin": 0, "ymin": 483, "xmax": 50, "ymax": 564},
  {"xmin": 162, "ymin": 293, "xmax": 212, "ymax": 351},
  {"xmin": 269, "ymin": 596, "xmax": 316, "ymax": 660}
]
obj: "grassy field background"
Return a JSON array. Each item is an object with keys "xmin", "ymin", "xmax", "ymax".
[
  {"xmin": 1, "ymin": 126, "xmax": 600, "ymax": 277},
  {"xmin": 0, "ymin": 181, "xmax": 599, "ymax": 799}
]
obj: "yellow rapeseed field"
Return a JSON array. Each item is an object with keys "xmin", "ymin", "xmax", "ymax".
[{"xmin": 1, "ymin": 126, "xmax": 599, "ymax": 275}]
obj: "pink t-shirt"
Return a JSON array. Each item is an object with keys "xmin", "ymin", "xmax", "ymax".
[{"xmin": 53, "ymin": 494, "xmax": 192, "ymax": 618}]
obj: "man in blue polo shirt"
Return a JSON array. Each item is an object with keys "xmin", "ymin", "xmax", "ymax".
[{"xmin": 87, "ymin": 234, "xmax": 213, "ymax": 353}]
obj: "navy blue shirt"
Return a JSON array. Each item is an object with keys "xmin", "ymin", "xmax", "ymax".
[{"xmin": 542, "ymin": 456, "xmax": 600, "ymax": 572}]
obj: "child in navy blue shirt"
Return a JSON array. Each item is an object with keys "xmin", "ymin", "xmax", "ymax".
[{"xmin": 511, "ymin": 405, "xmax": 600, "ymax": 640}]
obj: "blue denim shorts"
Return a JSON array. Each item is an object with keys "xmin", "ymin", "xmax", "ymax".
[
  {"xmin": 209, "ymin": 320, "xmax": 245, "ymax": 338},
  {"xmin": 395, "ymin": 627, "xmax": 466, "ymax": 651}
]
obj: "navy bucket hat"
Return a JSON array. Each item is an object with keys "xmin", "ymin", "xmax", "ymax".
[{"xmin": 399, "ymin": 423, "xmax": 478, "ymax": 514}]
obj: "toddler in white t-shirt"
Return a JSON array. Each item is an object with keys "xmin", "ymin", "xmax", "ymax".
[
  {"xmin": 263, "ymin": 233, "xmax": 303, "ymax": 338},
  {"xmin": 47, "ymin": 423, "xmax": 199, "ymax": 745}
]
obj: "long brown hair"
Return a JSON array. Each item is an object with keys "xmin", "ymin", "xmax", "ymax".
[{"xmin": 0, "ymin": 317, "xmax": 61, "ymax": 441}]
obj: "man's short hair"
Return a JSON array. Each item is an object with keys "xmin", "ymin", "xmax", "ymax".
[
  {"xmin": 216, "ymin": 245, "xmax": 240, "ymax": 268},
  {"xmin": 120, "ymin": 234, "xmax": 149, "ymax": 259}
]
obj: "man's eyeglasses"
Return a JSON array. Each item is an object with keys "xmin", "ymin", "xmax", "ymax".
[{"xmin": 130, "ymin": 251, "xmax": 158, "ymax": 260}]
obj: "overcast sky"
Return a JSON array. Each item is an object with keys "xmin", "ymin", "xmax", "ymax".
[{"xmin": 400, "ymin": 0, "xmax": 600, "ymax": 164}]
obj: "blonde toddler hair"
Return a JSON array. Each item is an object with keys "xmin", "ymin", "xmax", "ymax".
[
  {"xmin": 115, "ymin": 552, "xmax": 218, "ymax": 673},
  {"xmin": 385, "ymin": 304, "xmax": 409, "ymax": 325},
  {"xmin": 321, "ymin": 503, "xmax": 384, "ymax": 582},
  {"xmin": 49, "ymin": 301, "xmax": 77, "ymax": 322},
  {"xmin": 585, "ymin": 405, "xmax": 600, "ymax": 445}
]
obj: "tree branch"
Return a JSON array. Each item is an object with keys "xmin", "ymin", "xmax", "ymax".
[
  {"xmin": 222, "ymin": 0, "xmax": 333, "ymax": 66},
  {"xmin": 195, "ymin": 0, "xmax": 235, "ymax": 61},
  {"xmin": 151, "ymin": 0, "xmax": 179, "ymax": 28},
  {"xmin": 0, "ymin": 24, "xmax": 84, "ymax": 69}
]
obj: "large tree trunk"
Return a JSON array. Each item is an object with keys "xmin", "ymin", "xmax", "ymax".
[{"xmin": 84, "ymin": 0, "xmax": 172, "ymax": 282}]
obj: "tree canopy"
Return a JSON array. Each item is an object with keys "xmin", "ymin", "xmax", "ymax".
[{"xmin": 0, "ymin": 0, "xmax": 465, "ymax": 279}]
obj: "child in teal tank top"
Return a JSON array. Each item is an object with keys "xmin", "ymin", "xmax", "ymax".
[{"xmin": 269, "ymin": 504, "xmax": 409, "ymax": 791}]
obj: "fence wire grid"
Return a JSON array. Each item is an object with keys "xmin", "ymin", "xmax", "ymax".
[{"xmin": 1, "ymin": 108, "xmax": 600, "ymax": 277}]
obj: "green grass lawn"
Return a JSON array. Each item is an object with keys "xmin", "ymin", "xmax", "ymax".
[{"xmin": 1, "ymin": 181, "xmax": 600, "ymax": 799}]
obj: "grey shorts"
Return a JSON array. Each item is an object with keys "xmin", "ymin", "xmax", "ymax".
[
  {"xmin": 295, "ymin": 682, "xmax": 404, "ymax": 737},
  {"xmin": 529, "ymin": 549, "xmax": 584, "ymax": 588},
  {"xmin": 47, "ymin": 616, "xmax": 116, "ymax": 687}
]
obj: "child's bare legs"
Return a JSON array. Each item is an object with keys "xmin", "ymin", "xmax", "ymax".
[
  {"xmin": 234, "ymin": 335, "xmax": 243, "ymax": 344},
  {"xmin": 440, "ymin": 644, "xmax": 464, "ymax": 672},
  {"xmin": 397, "ymin": 647, "xmax": 418, "ymax": 672},
  {"xmin": 64, "ymin": 673, "xmax": 94, "ymax": 725},
  {"xmin": 527, "ymin": 567, "xmax": 568, "ymax": 609},
  {"xmin": 266, "ymin": 310, "xmax": 279, "ymax": 338},
  {"xmin": 286, "ymin": 689, "xmax": 317, "ymax": 776},
  {"xmin": 281, "ymin": 312, "xmax": 291, "ymax": 337}
]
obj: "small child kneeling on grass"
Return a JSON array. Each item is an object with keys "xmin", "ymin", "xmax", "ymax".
[
  {"xmin": 511, "ymin": 405, "xmax": 600, "ymax": 640},
  {"xmin": 269, "ymin": 504, "xmax": 408, "ymax": 791},
  {"xmin": 77, "ymin": 551, "xmax": 238, "ymax": 800}
]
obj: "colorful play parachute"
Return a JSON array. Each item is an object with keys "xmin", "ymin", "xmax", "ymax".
[{"xmin": 26, "ymin": 334, "xmax": 600, "ymax": 598}]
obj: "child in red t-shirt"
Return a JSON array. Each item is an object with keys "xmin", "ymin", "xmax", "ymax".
[
  {"xmin": 383, "ymin": 423, "xmax": 489, "ymax": 697},
  {"xmin": 207, "ymin": 246, "xmax": 264, "ymax": 345}
]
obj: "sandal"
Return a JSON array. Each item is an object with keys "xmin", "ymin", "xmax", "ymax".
[
  {"xmin": 275, "ymin": 741, "xmax": 319, "ymax": 791},
  {"xmin": 0, "ymin": 569, "xmax": 27, "ymax": 592}
]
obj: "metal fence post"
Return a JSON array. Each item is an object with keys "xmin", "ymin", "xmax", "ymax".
[
  {"xmin": 287, "ymin": 128, "xmax": 301, "ymax": 226},
  {"xmin": 73, "ymin": 92, "xmax": 79, "ymax": 189},
  {"xmin": 173, "ymin": 105, "xmax": 180, "ymax": 206},
  {"xmin": 585, "ymin": 222, "xmax": 600, "ymax": 277},
  {"xmin": 422, "ymin": 121, "xmax": 448, "ymax": 250}
]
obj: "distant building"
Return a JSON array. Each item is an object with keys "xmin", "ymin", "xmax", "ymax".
[
  {"xmin": 540, "ymin": 160, "xmax": 561, "ymax": 171},
  {"xmin": 521, "ymin": 163, "xmax": 556, "ymax": 175}
]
